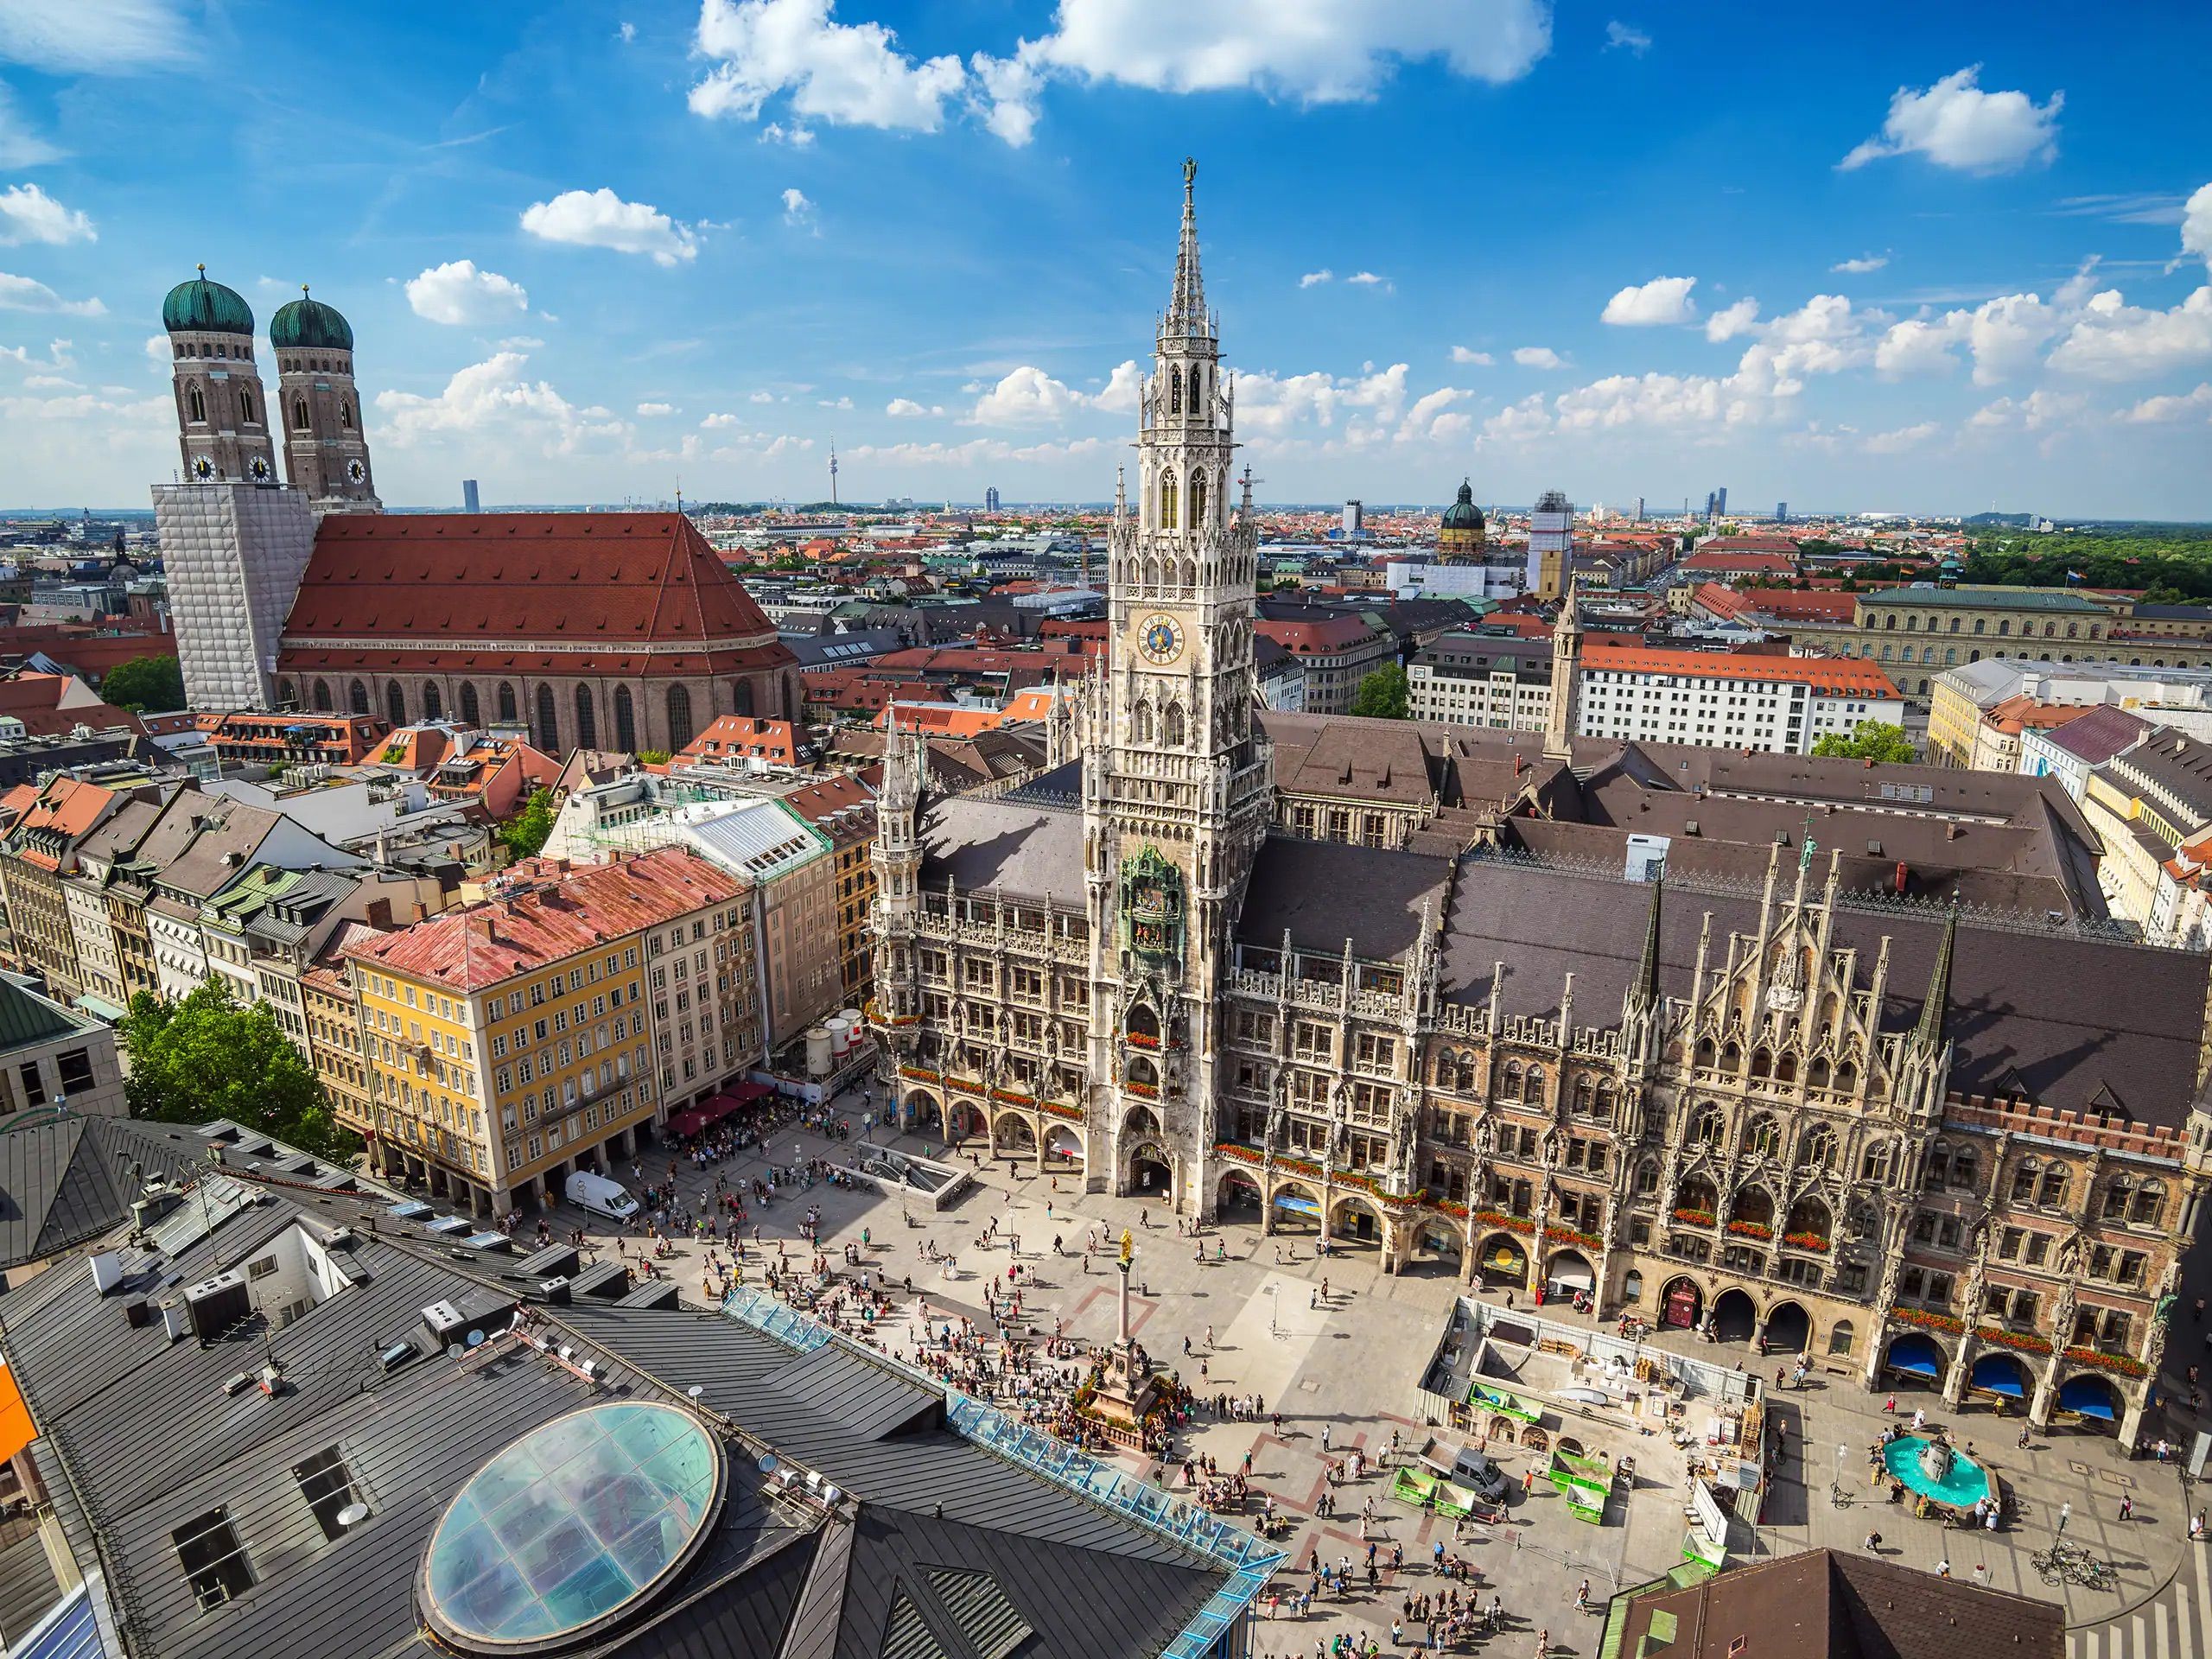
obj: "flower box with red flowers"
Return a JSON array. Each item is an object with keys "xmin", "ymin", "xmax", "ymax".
[
  {"xmin": 899, "ymin": 1065, "xmax": 941, "ymax": 1083},
  {"xmin": 1975, "ymin": 1325, "xmax": 2052, "ymax": 1355},
  {"xmin": 2062, "ymin": 1346, "xmax": 2146, "ymax": 1378},
  {"xmin": 1782, "ymin": 1231, "xmax": 1829, "ymax": 1253},
  {"xmin": 1889, "ymin": 1306, "xmax": 1965, "ymax": 1335},
  {"xmin": 1040, "ymin": 1099, "xmax": 1084, "ymax": 1121},
  {"xmin": 1473, "ymin": 1210, "xmax": 1535, "ymax": 1236},
  {"xmin": 1725, "ymin": 1220, "xmax": 1773, "ymax": 1241},
  {"xmin": 1214, "ymin": 1141, "xmax": 1263, "ymax": 1166},
  {"xmin": 1671, "ymin": 1208, "xmax": 1717, "ymax": 1227},
  {"xmin": 1124, "ymin": 1080, "xmax": 1160, "ymax": 1099},
  {"xmin": 1125, "ymin": 1032, "xmax": 1160, "ymax": 1050},
  {"xmin": 989, "ymin": 1089, "xmax": 1033, "ymax": 1106},
  {"xmin": 1543, "ymin": 1226, "xmax": 1604, "ymax": 1250}
]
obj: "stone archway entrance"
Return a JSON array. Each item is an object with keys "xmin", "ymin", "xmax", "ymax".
[
  {"xmin": 1327, "ymin": 1196, "xmax": 1382, "ymax": 1250},
  {"xmin": 1044, "ymin": 1123, "xmax": 1084, "ymax": 1168},
  {"xmin": 1763, "ymin": 1300, "xmax": 1811, "ymax": 1355},
  {"xmin": 1712, "ymin": 1287, "xmax": 1758, "ymax": 1344},
  {"xmin": 1217, "ymin": 1167, "xmax": 1262, "ymax": 1221},
  {"xmin": 1270, "ymin": 1179, "xmax": 1321, "ymax": 1235},
  {"xmin": 1128, "ymin": 1141, "xmax": 1173, "ymax": 1202},
  {"xmin": 1410, "ymin": 1224, "xmax": 1463, "ymax": 1276},
  {"xmin": 1543, "ymin": 1249, "xmax": 1597, "ymax": 1300},
  {"xmin": 947, "ymin": 1099, "xmax": 987, "ymax": 1144},
  {"xmin": 1478, "ymin": 1232, "xmax": 1529, "ymax": 1289},
  {"xmin": 903, "ymin": 1089, "xmax": 942, "ymax": 1135},
  {"xmin": 993, "ymin": 1113, "xmax": 1037, "ymax": 1156}
]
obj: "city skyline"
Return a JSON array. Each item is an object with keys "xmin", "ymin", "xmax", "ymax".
[{"xmin": 0, "ymin": 1, "xmax": 2209, "ymax": 515}]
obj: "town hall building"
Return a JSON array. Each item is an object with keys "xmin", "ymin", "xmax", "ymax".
[{"xmin": 868, "ymin": 163, "xmax": 2212, "ymax": 1446}]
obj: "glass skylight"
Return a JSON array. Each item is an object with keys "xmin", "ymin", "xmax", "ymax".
[{"xmin": 420, "ymin": 1402, "xmax": 722, "ymax": 1652}]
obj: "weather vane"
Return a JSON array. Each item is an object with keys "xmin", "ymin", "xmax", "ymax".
[{"xmin": 1183, "ymin": 156, "xmax": 1197, "ymax": 189}]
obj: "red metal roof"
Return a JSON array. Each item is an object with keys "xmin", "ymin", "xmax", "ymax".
[{"xmin": 1582, "ymin": 645, "xmax": 1901, "ymax": 697}]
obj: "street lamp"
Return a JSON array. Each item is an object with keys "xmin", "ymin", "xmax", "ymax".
[{"xmin": 1266, "ymin": 1281, "xmax": 1279, "ymax": 1337}]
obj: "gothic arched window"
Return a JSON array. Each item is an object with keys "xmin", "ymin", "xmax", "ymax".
[
  {"xmin": 574, "ymin": 684, "xmax": 598, "ymax": 750},
  {"xmin": 1186, "ymin": 363, "xmax": 1202, "ymax": 415},
  {"xmin": 238, "ymin": 389, "xmax": 256, "ymax": 425},
  {"xmin": 1169, "ymin": 370, "xmax": 1182, "ymax": 415},
  {"xmin": 311, "ymin": 679, "xmax": 332, "ymax": 712},
  {"xmin": 536, "ymin": 684, "xmax": 560, "ymax": 753},
  {"xmin": 614, "ymin": 685, "xmax": 637, "ymax": 752},
  {"xmin": 349, "ymin": 678, "xmax": 369, "ymax": 715},
  {"xmin": 460, "ymin": 682, "xmax": 481, "ymax": 728},
  {"xmin": 1163, "ymin": 701, "xmax": 1185, "ymax": 747},
  {"xmin": 423, "ymin": 682, "xmax": 442, "ymax": 721},
  {"xmin": 1132, "ymin": 701, "xmax": 1154, "ymax": 746},
  {"xmin": 1746, "ymin": 1115, "xmax": 1780, "ymax": 1159},
  {"xmin": 187, "ymin": 385, "xmax": 206, "ymax": 423},
  {"xmin": 1191, "ymin": 467, "xmax": 1208, "ymax": 529},
  {"xmin": 385, "ymin": 681, "xmax": 407, "ymax": 728},
  {"xmin": 1688, "ymin": 1105, "xmax": 1725, "ymax": 1149},
  {"xmin": 339, "ymin": 399, "xmax": 353, "ymax": 429},
  {"xmin": 293, "ymin": 398, "xmax": 311, "ymax": 431},
  {"xmin": 666, "ymin": 683, "xmax": 694, "ymax": 749},
  {"xmin": 497, "ymin": 682, "xmax": 518, "ymax": 723},
  {"xmin": 1159, "ymin": 471, "xmax": 1179, "ymax": 531}
]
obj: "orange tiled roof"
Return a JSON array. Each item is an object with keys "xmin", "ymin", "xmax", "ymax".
[{"xmin": 1581, "ymin": 645, "xmax": 1901, "ymax": 697}]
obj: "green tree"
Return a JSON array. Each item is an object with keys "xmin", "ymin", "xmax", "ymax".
[
  {"xmin": 1809, "ymin": 720, "xmax": 1917, "ymax": 764},
  {"xmin": 499, "ymin": 787, "xmax": 557, "ymax": 861},
  {"xmin": 1348, "ymin": 664, "xmax": 1411, "ymax": 720},
  {"xmin": 100, "ymin": 654, "xmax": 185, "ymax": 712},
  {"xmin": 120, "ymin": 983, "xmax": 354, "ymax": 1160}
]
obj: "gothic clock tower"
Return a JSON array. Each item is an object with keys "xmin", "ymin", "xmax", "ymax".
[{"xmin": 1083, "ymin": 159, "xmax": 1273, "ymax": 1214}]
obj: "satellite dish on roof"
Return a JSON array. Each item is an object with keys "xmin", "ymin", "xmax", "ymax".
[
  {"xmin": 336, "ymin": 1502, "xmax": 371, "ymax": 1529},
  {"xmin": 465, "ymin": 1329, "xmax": 485, "ymax": 1348},
  {"xmin": 757, "ymin": 1452, "xmax": 778, "ymax": 1473}
]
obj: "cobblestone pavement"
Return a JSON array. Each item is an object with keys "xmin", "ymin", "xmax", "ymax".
[{"xmin": 546, "ymin": 1106, "xmax": 2204, "ymax": 1657}]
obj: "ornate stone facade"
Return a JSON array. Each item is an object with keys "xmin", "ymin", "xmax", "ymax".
[{"xmin": 868, "ymin": 166, "xmax": 2212, "ymax": 1446}]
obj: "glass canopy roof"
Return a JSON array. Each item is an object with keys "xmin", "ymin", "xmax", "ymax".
[{"xmin": 421, "ymin": 1402, "xmax": 723, "ymax": 1652}]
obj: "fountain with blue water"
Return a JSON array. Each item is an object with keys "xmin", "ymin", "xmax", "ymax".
[{"xmin": 1882, "ymin": 1433, "xmax": 1992, "ymax": 1509}]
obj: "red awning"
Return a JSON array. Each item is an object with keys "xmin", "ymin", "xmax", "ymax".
[{"xmin": 666, "ymin": 1081, "xmax": 774, "ymax": 1139}]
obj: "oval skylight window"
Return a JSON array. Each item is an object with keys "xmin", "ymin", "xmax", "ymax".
[{"xmin": 420, "ymin": 1402, "xmax": 723, "ymax": 1652}]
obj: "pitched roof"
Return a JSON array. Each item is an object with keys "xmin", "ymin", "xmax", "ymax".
[
  {"xmin": 2039, "ymin": 704, "xmax": 2147, "ymax": 765},
  {"xmin": 343, "ymin": 847, "xmax": 746, "ymax": 991},
  {"xmin": 1580, "ymin": 645, "xmax": 1901, "ymax": 698},
  {"xmin": 278, "ymin": 512, "xmax": 794, "ymax": 679}
]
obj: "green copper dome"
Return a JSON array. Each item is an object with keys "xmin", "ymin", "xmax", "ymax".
[
  {"xmin": 270, "ymin": 288, "xmax": 354, "ymax": 352},
  {"xmin": 1442, "ymin": 480, "xmax": 1485, "ymax": 531},
  {"xmin": 162, "ymin": 267, "xmax": 255, "ymax": 336}
]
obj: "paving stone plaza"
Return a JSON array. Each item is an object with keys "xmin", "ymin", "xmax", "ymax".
[{"xmin": 557, "ymin": 1097, "xmax": 2209, "ymax": 1659}]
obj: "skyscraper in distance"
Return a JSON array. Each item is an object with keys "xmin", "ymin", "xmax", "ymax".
[
  {"xmin": 985, "ymin": 486, "xmax": 1000, "ymax": 512},
  {"xmin": 463, "ymin": 479, "xmax": 480, "ymax": 513}
]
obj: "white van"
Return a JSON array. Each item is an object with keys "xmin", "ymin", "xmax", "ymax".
[{"xmin": 565, "ymin": 1169, "xmax": 639, "ymax": 1222}]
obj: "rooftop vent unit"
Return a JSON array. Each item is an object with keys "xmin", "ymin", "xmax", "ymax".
[
  {"xmin": 183, "ymin": 1268, "xmax": 251, "ymax": 1339},
  {"xmin": 378, "ymin": 1339, "xmax": 417, "ymax": 1373},
  {"xmin": 88, "ymin": 1251, "xmax": 124, "ymax": 1295}
]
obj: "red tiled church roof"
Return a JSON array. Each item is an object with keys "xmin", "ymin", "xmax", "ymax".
[{"xmin": 276, "ymin": 512, "xmax": 792, "ymax": 680}]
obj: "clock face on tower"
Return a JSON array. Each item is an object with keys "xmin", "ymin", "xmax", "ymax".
[
  {"xmin": 346, "ymin": 459, "xmax": 366, "ymax": 483},
  {"xmin": 1137, "ymin": 613, "xmax": 1185, "ymax": 666},
  {"xmin": 192, "ymin": 456, "xmax": 213, "ymax": 481},
  {"xmin": 248, "ymin": 456, "xmax": 270, "ymax": 481}
]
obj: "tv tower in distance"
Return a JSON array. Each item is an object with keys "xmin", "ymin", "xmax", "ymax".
[{"xmin": 829, "ymin": 438, "xmax": 839, "ymax": 508}]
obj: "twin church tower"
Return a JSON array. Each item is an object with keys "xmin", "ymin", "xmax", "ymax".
[{"xmin": 153, "ymin": 270, "xmax": 378, "ymax": 709}]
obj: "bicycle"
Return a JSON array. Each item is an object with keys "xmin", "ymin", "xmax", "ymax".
[{"xmin": 1828, "ymin": 1482, "xmax": 1854, "ymax": 1510}]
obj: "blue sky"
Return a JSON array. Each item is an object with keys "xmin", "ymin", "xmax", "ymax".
[{"xmin": 1, "ymin": 0, "xmax": 2209, "ymax": 517}]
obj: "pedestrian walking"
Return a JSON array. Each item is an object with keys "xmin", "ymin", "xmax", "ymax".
[
  {"xmin": 1574, "ymin": 1579, "xmax": 1591, "ymax": 1612},
  {"xmin": 1884, "ymin": 1394, "xmax": 1897, "ymax": 1414},
  {"xmin": 2119, "ymin": 1494, "xmax": 2133, "ymax": 1522},
  {"xmin": 1862, "ymin": 1531, "xmax": 1883, "ymax": 1553},
  {"xmin": 1972, "ymin": 1563, "xmax": 1988, "ymax": 1586},
  {"xmin": 1536, "ymin": 1628, "xmax": 1548, "ymax": 1657},
  {"xmin": 1935, "ymin": 1559, "xmax": 1950, "ymax": 1580}
]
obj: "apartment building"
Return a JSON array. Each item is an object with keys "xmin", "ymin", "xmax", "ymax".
[
  {"xmin": 1406, "ymin": 633, "xmax": 1553, "ymax": 730},
  {"xmin": 2081, "ymin": 731, "xmax": 2212, "ymax": 946},
  {"xmin": 340, "ymin": 848, "xmax": 751, "ymax": 1216},
  {"xmin": 1929, "ymin": 658, "xmax": 2212, "ymax": 768},
  {"xmin": 1574, "ymin": 648, "xmax": 1904, "ymax": 754},
  {"xmin": 0, "ymin": 970, "xmax": 123, "ymax": 1118},
  {"xmin": 782, "ymin": 772, "xmax": 876, "ymax": 1007},
  {"xmin": 1254, "ymin": 612, "xmax": 1396, "ymax": 714},
  {"xmin": 304, "ymin": 919, "xmax": 378, "ymax": 1141},
  {"xmin": 0, "ymin": 778, "xmax": 126, "ymax": 1001}
]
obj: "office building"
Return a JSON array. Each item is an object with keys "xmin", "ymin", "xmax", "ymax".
[{"xmin": 461, "ymin": 479, "xmax": 480, "ymax": 512}]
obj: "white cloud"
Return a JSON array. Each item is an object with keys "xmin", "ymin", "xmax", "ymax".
[
  {"xmin": 701, "ymin": 411, "xmax": 744, "ymax": 429},
  {"xmin": 781, "ymin": 187, "xmax": 814, "ymax": 223},
  {"xmin": 0, "ymin": 0, "xmax": 190, "ymax": 72},
  {"xmin": 968, "ymin": 48, "xmax": 1041, "ymax": 146},
  {"xmin": 143, "ymin": 333, "xmax": 168, "ymax": 368},
  {"xmin": 1601, "ymin": 274, "xmax": 1697, "ymax": 326},
  {"xmin": 1020, "ymin": 0, "xmax": 1551, "ymax": 103},
  {"xmin": 759, "ymin": 120, "xmax": 817, "ymax": 146},
  {"xmin": 885, "ymin": 397, "xmax": 943, "ymax": 417},
  {"xmin": 619, "ymin": 20, "xmax": 637, "ymax": 42},
  {"xmin": 1604, "ymin": 21, "xmax": 1650, "ymax": 54},
  {"xmin": 2046, "ymin": 286, "xmax": 2212, "ymax": 380},
  {"xmin": 1345, "ymin": 270, "xmax": 1389, "ymax": 288},
  {"xmin": 374, "ymin": 352, "xmax": 630, "ymax": 454},
  {"xmin": 817, "ymin": 395, "xmax": 853, "ymax": 409},
  {"xmin": 690, "ymin": 0, "xmax": 968, "ymax": 132},
  {"xmin": 1873, "ymin": 315, "xmax": 1961, "ymax": 377},
  {"xmin": 1967, "ymin": 390, "xmax": 2082, "ymax": 431},
  {"xmin": 1840, "ymin": 66, "xmax": 2061, "ymax": 175},
  {"xmin": 1091, "ymin": 359, "xmax": 1143, "ymax": 413},
  {"xmin": 1299, "ymin": 270, "xmax": 1332, "ymax": 288},
  {"xmin": 1481, "ymin": 393, "xmax": 1551, "ymax": 442},
  {"xmin": 1236, "ymin": 361, "xmax": 1408, "ymax": 438},
  {"xmin": 1450, "ymin": 346, "xmax": 1493, "ymax": 365},
  {"xmin": 636, "ymin": 401, "xmax": 675, "ymax": 416},
  {"xmin": 2120, "ymin": 383, "xmax": 2212, "ymax": 423},
  {"xmin": 2183, "ymin": 182, "xmax": 2212, "ymax": 275},
  {"xmin": 1702, "ymin": 297, "xmax": 1760, "ymax": 342},
  {"xmin": 404, "ymin": 258, "xmax": 528, "ymax": 326},
  {"xmin": 0, "ymin": 271, "xmax": 102, "ymax": 316},
  {"xmin": 0, "ymin": 183, "xmax": 91, "ymax": 245},
  {"xmin": 2052, "ymin": 193, "xmax": 2188, "ymax": 226},
  {"xmin": 969, "ymin": 365, "xmax": 1088, "ymax": 426},
  {"xmin": 1861, "ymin": 421, "xmax": 1940, "ymax": 454},
  {"xmin": 520, "ymin": 187, "xmax": 697, "ymax": 265},
  {"xmin": 1831, "ymin": 252, "xmax": 1888, "ymax": 274},
  {"xmin": 1397, "ymin": 386, "xmax": 1466, "ymax": 441},
  {"xmin": 748, "ymin": 390, "xmax": 777, "ymax": 404},
  {"xmin": 1513, "ymin": 346, "xmax": 1562, "ymax": 369},
  {"xmin": 1872, "ymin": 291, "xmax": 2059, "ymax": 384}
]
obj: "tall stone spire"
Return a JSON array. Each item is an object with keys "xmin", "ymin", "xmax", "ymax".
[
  {"xmin": 1162, "ymin": 156, "xmax": 1211, "ymax": 344},
  {"xmin": 1633, "ymin": 875, "xmax": 1665, "ymax": 1007},
  {"xmin": 1915, "ymin": 904, "xmax": 1958, "ymax": 1049}
]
